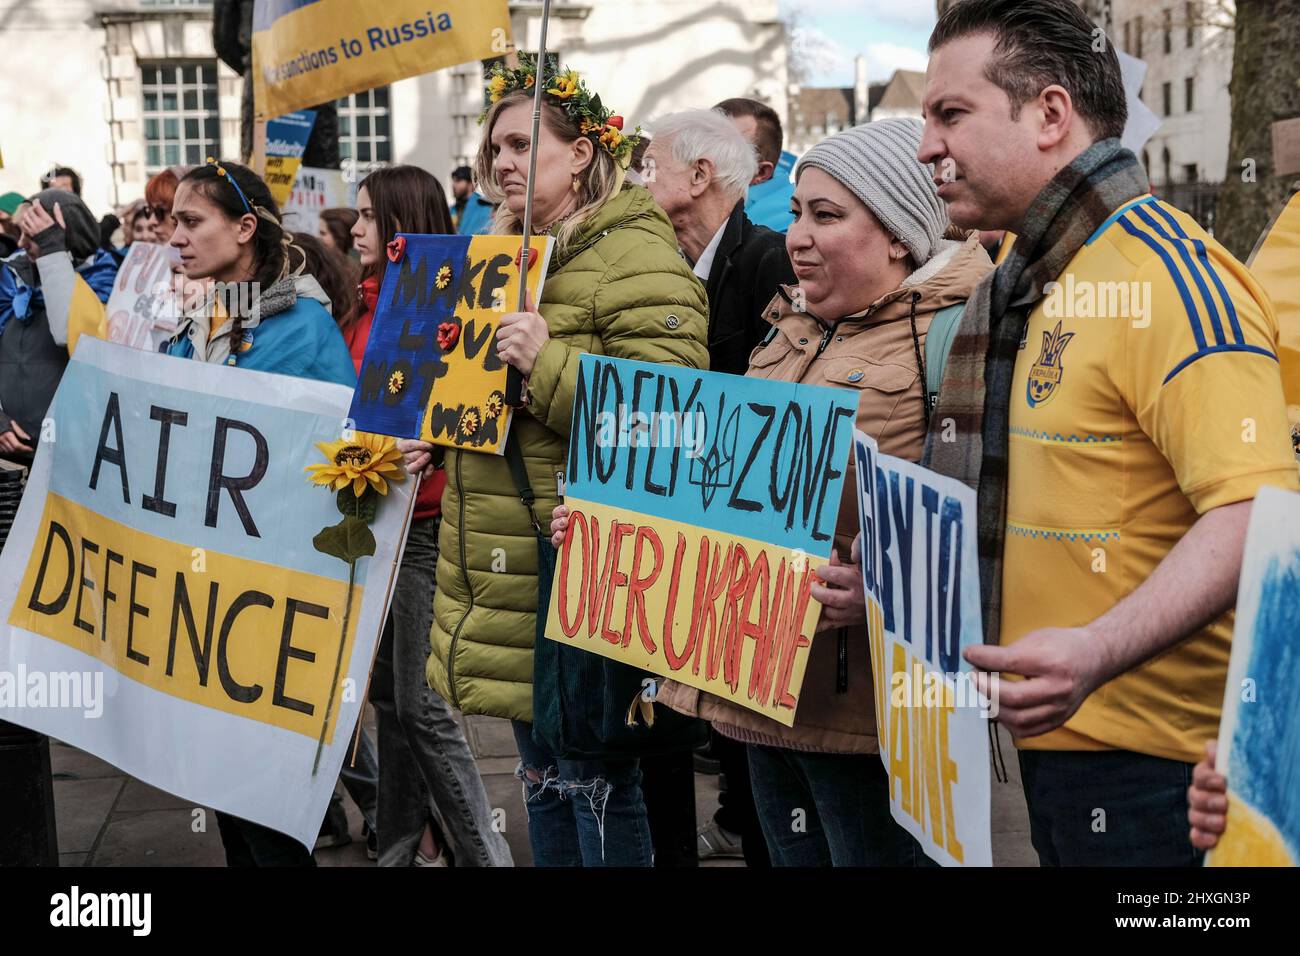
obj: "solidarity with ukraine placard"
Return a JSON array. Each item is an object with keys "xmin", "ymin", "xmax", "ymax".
[
  {"xmin": 264, "ymin": 109, "xmax": 316, "ymax": 206},
  {"xmin": 252, "ymin": 0, "xmax": 511, "ymax": 119},
  {"xmin": 854, "ymin": 430, "xmax": 991, "ymax": 866},
  {"xmin": 0, "ymin": 339, "xmax": 413, "ymax": 849},
  {"xmin": 348, "ymin": 233, "xmax": 553, "ymax": 456},
  {"xmin": 543, "ymin": 354, "xmax": 859, "ymax": 726}
]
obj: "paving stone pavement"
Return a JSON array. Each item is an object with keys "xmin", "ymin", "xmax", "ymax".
[{"xmin": 49, "ymin": 710, "xmax": 1037, "ymax": 867}]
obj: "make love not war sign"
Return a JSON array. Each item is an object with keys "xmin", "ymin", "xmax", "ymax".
[
  {"xmin": 854, "ymin": 430, "xmax": 991, "ymax": 866},
  {"xmin": 543, "ymin": 354, "xmax": 859, "ymax": 726},
  {"xmin": 348, "ymin": 233, "xmax": 554, "ymax": 456},
  {"xmin": 0, "ymin": 339, "xmax": 413, "ymax": 849}
]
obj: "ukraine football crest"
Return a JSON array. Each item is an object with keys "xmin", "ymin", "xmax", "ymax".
[{"xmin": 1026, "ymin": 320, "xmax": 1075, "ymax": 408}]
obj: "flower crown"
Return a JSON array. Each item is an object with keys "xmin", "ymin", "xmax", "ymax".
[{"xmin": 482, "ymin": 53, "xmax": 642, "ymax": 169}]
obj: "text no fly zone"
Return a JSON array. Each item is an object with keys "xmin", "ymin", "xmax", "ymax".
[{"xmin": 566, "ymin": 355, "xmax": 858, "ymax": 546}]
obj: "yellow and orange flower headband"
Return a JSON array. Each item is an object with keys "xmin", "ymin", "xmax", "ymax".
[{"xmin": 482, "ymin": 53, "xmax": 641, "ymax": 169}]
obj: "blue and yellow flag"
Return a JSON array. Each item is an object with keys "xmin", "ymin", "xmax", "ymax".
[{"xmin": 252, "ymin": 0, "xmax": 512, "ymax": 119}]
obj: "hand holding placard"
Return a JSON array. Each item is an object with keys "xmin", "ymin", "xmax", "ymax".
[{"xmin": 496, "ymin": 289, "xmax": 549, "ymax": 377}]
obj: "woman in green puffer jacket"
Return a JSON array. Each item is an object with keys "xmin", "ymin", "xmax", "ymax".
[{"xmin": 401, "ymin": 60, "xmax": 707, "ymax": 866}]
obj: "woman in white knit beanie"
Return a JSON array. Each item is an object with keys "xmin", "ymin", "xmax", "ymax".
[{"xmin": 554, "ymin": 118, "xmax": 994, "ymax": 865}]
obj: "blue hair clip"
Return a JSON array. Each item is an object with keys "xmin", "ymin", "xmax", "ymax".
[{"xmin": 206, "ymin": 156, "xmax": 253, "ymax": 215}]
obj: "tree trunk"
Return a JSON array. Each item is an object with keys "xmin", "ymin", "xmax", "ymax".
[{"xmin": 1216, "ymin": 0, "xmax": 1300, "ymax": 260}]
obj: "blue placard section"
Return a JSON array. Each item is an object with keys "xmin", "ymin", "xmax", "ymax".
[
  {"xmin": 565, "ymin": 354, "xmax": 860, "ymax": 556},
  {"xmin": 48, "ymin": 359, "xmax": 351, "ymax": 582},
  {"xmin": 266, "ymin": 109, "xmax": 316, "ymax": 158},
  {"xmin": 854, "ymin": 431, "xmax": 981, "ymax": 675},
  {"xmin": 347, "ymin": 233, "xmax": 473, "ymax": 439}
]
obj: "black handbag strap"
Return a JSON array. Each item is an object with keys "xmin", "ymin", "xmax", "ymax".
[{"xmin": 503, "ymin": 428, "xmax": 543, "ymax": 535}]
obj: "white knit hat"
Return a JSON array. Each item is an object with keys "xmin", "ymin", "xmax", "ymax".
[{"xmin": 795, "ymin": 118, "xmax": 948, "ymax": 264}]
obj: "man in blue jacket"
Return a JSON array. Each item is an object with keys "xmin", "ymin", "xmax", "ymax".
[
  {"xmin": 450, "ymin": 166, "xmax": 495, "ymax": 236},
  {"xmin": 714, "ymin": 98, "xmax": 794, "ymax": 234}
]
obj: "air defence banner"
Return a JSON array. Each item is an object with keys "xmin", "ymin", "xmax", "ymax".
[{"xmin": 0, "ymin": 339, "xmax": 413, "ymax": 849}]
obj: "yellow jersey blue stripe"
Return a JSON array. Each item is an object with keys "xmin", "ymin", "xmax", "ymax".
[
  {"xmin": 1085, "ymin": 194, "xmax": 1157, "ymax": 246},
  {"xmin": 1106, "ymin": 200, "xmax": 1280, "ymax": 385},
  {"xmin": 1116, "ymin": 213, "xmax": 1210, "ymax": 351},
  {"xmin": 1146, "ymin": 201, "xmax": 1246, "ymax": 345},
  {"xmin": 1130, "ymin": 203, "xmax": 1229, "ymax": 346}
]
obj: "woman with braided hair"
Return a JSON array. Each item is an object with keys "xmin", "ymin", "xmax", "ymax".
[
  {"xmin": 163, "ymin": 159, "xmax": 355, "ymax": 865},
  {"xmin": 163, "ymin": 159, "xmax": 354, "ymax": 387}
]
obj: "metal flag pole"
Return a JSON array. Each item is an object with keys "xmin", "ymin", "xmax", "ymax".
[{"xmin": 505, "ymin": 0, "xmax": 553, "ymax": 407}]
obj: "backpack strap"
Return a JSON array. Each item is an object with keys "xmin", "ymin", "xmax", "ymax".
[
  {"xmin": 924, "ymin": 301, "xmax": 967, "ymax": 412},
  {"xmin": 503, "ymin": 428, "xmax": 543, "ymax": 536}
]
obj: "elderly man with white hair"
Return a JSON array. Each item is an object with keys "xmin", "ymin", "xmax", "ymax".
[
  {"xmin": 637, "ymin": 109, "xmax": 795, "ymax": 869},
  {"xmin": 643, "ymin": 109, "xmax": 795, "ymax": 375}
]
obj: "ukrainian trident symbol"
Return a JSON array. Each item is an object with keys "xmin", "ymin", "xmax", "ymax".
[{"xmin": 1026, "ymin": 320, "xmax": 1075, "ymax": 408}]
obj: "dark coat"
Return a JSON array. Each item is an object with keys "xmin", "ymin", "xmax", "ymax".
[
  {"xmin": 0, "ymin": 190, "xmax": 104, "ymax": 463},
  {"xmin": 703, "ymin": 201, "xmax": 795, "ymax": 375},
  {"xmin": 0, "ymin": 253, "xmax": 66, "ymax": 464}
]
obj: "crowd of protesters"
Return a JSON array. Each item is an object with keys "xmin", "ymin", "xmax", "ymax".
[{"xmin": 1, "ymin": 0, "xmax": 1292, "ymax": 867}]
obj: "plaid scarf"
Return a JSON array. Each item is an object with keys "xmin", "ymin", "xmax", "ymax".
[{"xmin": 921, "ymin": 138, "xmax": 1148, "ymax": 645}]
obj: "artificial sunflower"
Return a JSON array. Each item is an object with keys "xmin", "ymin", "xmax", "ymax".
[
  {"xmin": 485, "ymin": 390, "xmax": 505, "ymax": 419},
  {"xmin": 547, "ymin": 70, "xmax": 579, "ymax": 99},
  {"xmin": 435, "ymin": 264, "xmax": 453, "ymax": 290},
  {"xmin": 524, "ymin": 73, "xmax": 535, "ymax": 89},
  {"xmin": 459, "ymin": 409, "xmax": 481, "ymax": 437},
  {"xmin": 305, "ymin": 432, "xmax": 406, "ymax": 498},
  {"xmin": 387, "ymin": 370, "xmax": 405, "ymax": 395},
  {"xmin": 488, "ymin": 73, "xmax": 508, "ymax": 103}
]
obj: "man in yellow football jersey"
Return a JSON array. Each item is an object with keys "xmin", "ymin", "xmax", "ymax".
[{"xmin": 918, "ymin": 0, "xmax": 1298, "ymax": 865}]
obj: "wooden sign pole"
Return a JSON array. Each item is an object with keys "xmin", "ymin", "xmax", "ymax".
[{"xmin": 505, "ymin": 0, "xmax": 552, "ymax": 407}]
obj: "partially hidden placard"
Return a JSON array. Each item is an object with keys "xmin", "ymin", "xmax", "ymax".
[
  {"xmin": 854, "ymin": 429, "xmax": 992, "ymax": 866},
  {"xmin": 1208, "ymin": 486, "xmax": 1300, "ymax": 867},
  {"xmin": 105, "ymin": 242, "xmax": 179, "ymax": 349}
]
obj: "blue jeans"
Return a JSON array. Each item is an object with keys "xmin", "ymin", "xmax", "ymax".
[
  {"xmin": 747, "ymin": 744, "xmax": 934, "ymax": 867},
  {"xmin": 371, "ymin": 516, "xmax": 513, "ymax": 867},
  {"xmin": 510, "ymin": 720, "xmax": 653, "ymax": 867},
  {"xmin": 1018, "ymin": 749, "xmax": 1204, "ymax": 867}
]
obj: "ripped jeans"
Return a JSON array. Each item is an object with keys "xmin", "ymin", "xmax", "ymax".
[{"xmin": 510, "ymin": 720, "xmax": 654, "ymax": 867}]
